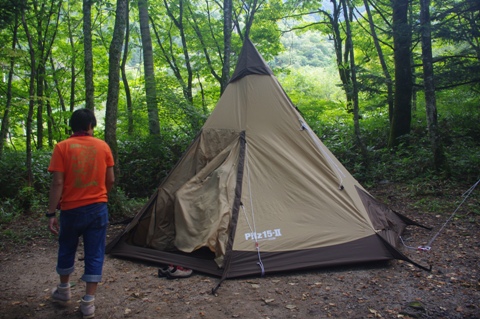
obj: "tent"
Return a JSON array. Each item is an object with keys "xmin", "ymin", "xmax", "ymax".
[{"xmin": 106, "ymin": 38, "xmax": 429, "ymax": 287}]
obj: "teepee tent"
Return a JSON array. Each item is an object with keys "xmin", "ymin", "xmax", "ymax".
[{"xmin": 106, "ymin": 38, "xmax": 429, "ymax": 283}]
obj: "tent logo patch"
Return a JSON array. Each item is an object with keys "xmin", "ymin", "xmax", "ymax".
[{"xmin": 245, "ymin": 229, "xmax": 282, "ymax": 241}]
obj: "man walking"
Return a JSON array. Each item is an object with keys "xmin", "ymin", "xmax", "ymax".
[{"xmin": 46, "ymin": 108, "xmax": 115, "ymax": 318}]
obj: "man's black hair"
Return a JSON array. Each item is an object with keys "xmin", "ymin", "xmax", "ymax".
[{"xmin": 69, "ymin": 108, "xmax": 97, "ymax": 132}]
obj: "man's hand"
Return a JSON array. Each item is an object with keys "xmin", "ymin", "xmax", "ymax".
[{"xmin": 49, "ymin": 217, "xmax": 59, "ymax": 235}]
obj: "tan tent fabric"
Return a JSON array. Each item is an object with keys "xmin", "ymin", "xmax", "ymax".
[
  {"xmin": 174, "ymin": 135, "xmax": 242, "ymax": 265},
  {"xmin": 106, "ymin": 38, "xmax": 429, "ymax": 280}
]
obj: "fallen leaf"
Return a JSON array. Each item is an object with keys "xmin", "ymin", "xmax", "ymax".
[{"xmin": 408, "ymin": 301, "xmax": 425, "ymax": 310}]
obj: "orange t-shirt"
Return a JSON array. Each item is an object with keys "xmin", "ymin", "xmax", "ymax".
[{"xmin": 48, "ymin": 136, "xmax": 114, "ymax": 210}]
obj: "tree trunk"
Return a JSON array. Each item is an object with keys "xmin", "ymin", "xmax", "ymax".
[
  {"xmin": 162, "ymin": 0, "xmax": 195, "ymax": 105},
  {"xmin": 121, "ymin": 0, "xmax": 133, "ymax": 135},
  {"xmin": 0, "ymin": 15, "xmax": 18, "ymax": 160},
  {"xmin": 138, "ymin": 0, "xmax": 160, "ymax": 135},
  {"xmin": 36, "ymin": 63, "xmax": 45, "ymax": 149},
  {"xmin": 420, "ymin": 0, "xmax": 448, "ymax": 172},
  {"xmin": 22, "ymin": 11, "xmax": 36, "ymax": 187},
  {"xmin": 83, "ymin": 0, "xmax": 95, "ymax": 110},
  {"xmin": 45, "ymin": 80, "xmax": 54, "ymax": 148},
  {"xmin": 342, "ymin": 0, "xmax": 368, "ymax": 165},
  {"xmin": 66, "ymin": 5, "xmax": 77, "ymax": 135},
  {"xmin": 320, "ymin": 2, "xmax": 352, "ymax": 112},
  {"xmin": 34, "ymin": 0, "xmax": 61, "ymax": 149},
  {"xmin": 363, "ymin": 0, "xmax": 394, "ymax": 123},
  {"xmin": 49, "ymin": 55, "xmax": 67, "ymax": 138},
  {"xmin": 221, "ymin": 0, "xmax": 232, "ymax": 94},
  {"xmin": 388, "ymin": 0, "xmax": 412, "ymax": 147},
  {"xmin": 105, "ymin": 0, "xmax": 128, "ymax": 179}
]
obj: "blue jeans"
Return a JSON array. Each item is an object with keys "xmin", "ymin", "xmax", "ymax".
[{"xmin": 56, "ymin": 203, "xmax": 109, "ymax": 283}]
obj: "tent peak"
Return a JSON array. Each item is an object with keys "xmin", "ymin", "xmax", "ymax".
[{"xmin": 229, "ymin": 38, "xmax": 273, "ymax": 83}]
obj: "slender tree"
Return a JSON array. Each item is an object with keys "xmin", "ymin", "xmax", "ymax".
[
  {"xmin": 319, "ymin": 1, "xmax": 353, "ymax": 112},
  {"xmin": 163, "ymin": 0, "xmax": 193, "ymax": 104},
  {"xmin": 341, "ymin": 0, "xmax": 368, "ymax": 164},
  {"xmin": 33, "ymin": 0, "xmax": 61, "ymax": 149},
  {"xmin": 64, "ymin": 0, "xmax": 81, "ymax": 114},
  {"xmin": 120, "ymin": 0, "xmax": 133, "ymax": 135},
  {"xmin": 420, "ymin": 0, "xmax": 447, "ymax": 172},
  {"xmin": 105, "ymin": 0, "xmax": 128, "ymax": 180},
  {"xmin": 388, "ymin": 0, "xmax": 412, "ymax": 147},
  {"xmin": 185, "ymin": 2, "xmax": 222, "ymax": 94},
  {"xmin": 150, "ymin": 0, "xmax": 203, "ymax": 132},
  {"xmin": 105, "ymin": 4, "xmax": 127, "ymax": 136},
  {"xmin": 83, "ymin": 0, "xmax": 95, "ymax": 110},
  {"xmin": 138, "ymin": 0, "xmax": 160, "ymax": 135},
  {"xmin": 49, "ymin": 55, "xmax": 67, "ymax": 137},
  {"xmin": 232, "ymin": 0, "xmax": 261, "ymax": 41},
  {"xmin": 21, "ymin": 9, "xmax": 36, "ymax": 186},
  {"xmin": 222, "ymin": 0, "xmax": 232, "ymax": 93},
  {"xmin": 45, "ymin": 80, "xmax": 54, "ymax": 147},
  {"xmin": 0, "ymin": 14, "xmax": 19, "ymax": 159},
  {"xmin": 363, "ymin": 0, "xmax": 394, "ymax": 123}
]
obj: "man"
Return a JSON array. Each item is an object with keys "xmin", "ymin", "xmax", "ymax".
[{"xmin": 46, "ymin": 108, "xmax": 115, "ymax": 319}]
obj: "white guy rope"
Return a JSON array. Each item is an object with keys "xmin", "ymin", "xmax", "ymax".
[
  {"xmin": 401, "ymin": 178, "xmax": 479, "ymax": 251},
  {"xmin": 421, "ymin": 178, "xmax": 480, "ymax": 250},
  {"xmin": 242, "ymin": 142, "xmax": 265, "ymax": 275}
]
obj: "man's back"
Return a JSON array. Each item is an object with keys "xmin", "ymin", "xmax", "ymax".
[{"xmin": 48, "ymin": 136, "xmax": 114, "ymax": 210}]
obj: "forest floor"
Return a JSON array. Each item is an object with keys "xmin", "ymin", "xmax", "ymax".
[{"xmin": 0, "ymin": 182, "xmax": 479, "ymax": 319}]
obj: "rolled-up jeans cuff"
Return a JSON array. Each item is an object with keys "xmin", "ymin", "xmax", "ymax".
[
  {"xmin": 56, "ymin": 265, "xmax": 75, "ymax": 276},
  {"xmin": 81, "ymin": 274, "xmax": 102, "ymax": 283}
]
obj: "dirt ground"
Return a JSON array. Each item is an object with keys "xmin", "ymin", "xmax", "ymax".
[{"xmin": 1, "ymin": 183, "xmax": 479, "ymax": 319}]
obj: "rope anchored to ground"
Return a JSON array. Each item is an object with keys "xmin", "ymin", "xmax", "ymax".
[{"xmin": 400, "ymin": 178, "xmax": 479, "ymax": 252}]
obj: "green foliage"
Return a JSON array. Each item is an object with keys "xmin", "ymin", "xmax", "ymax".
[
  {"xmin": 278, "ymin": 65, "xmax": 345, "ymax": 104},
  {"xmin": 294, "ymin": 80, "xmax": 480, "ymax": 186},
  {"xmin": 0, "ymin": 151, "xmax": 27, "ymax": 199},
  {"xmin": 16, "ymin": 186, "xmax": 42, "ymax": 214},
  {"xmin": 0, "ymin": 150, "xmax": 51, "ymax": 218},
  {"xmin": 274, "ymin": 31, "xmax": 336, "ymax": 68},
  {"xmin": 107, "ymin": 188, "xmax": 147, "ymax": 220},
  {"xmin": 117, "ymin": 130, "xmax": 191, "ymax": 198},
  {"xmin": 0, "ymin": 198, "xmax": 20, "ymax": 224},
  {"xmin": 0, "ymin": 0, "xmax": 478, "ymax": 221}
]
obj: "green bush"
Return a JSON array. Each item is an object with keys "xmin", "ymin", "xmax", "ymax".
[
  {"xmin": 107, "ymin": 188, "xmax": 147, "ymax": 220},
  {"xmin": 0, "ymin": 151, "xmax": 28, "ymax": 199},
  {"xmin": 117, "ymin": 131, "xmax": 191, "ymax": 198},
  {"xmin": 0, "ymin": 150, "xmax": 51, "ymax": 218},
  {"xmin": 0, "ymin": 198, "xmax": 20, "ymax": 224}
]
